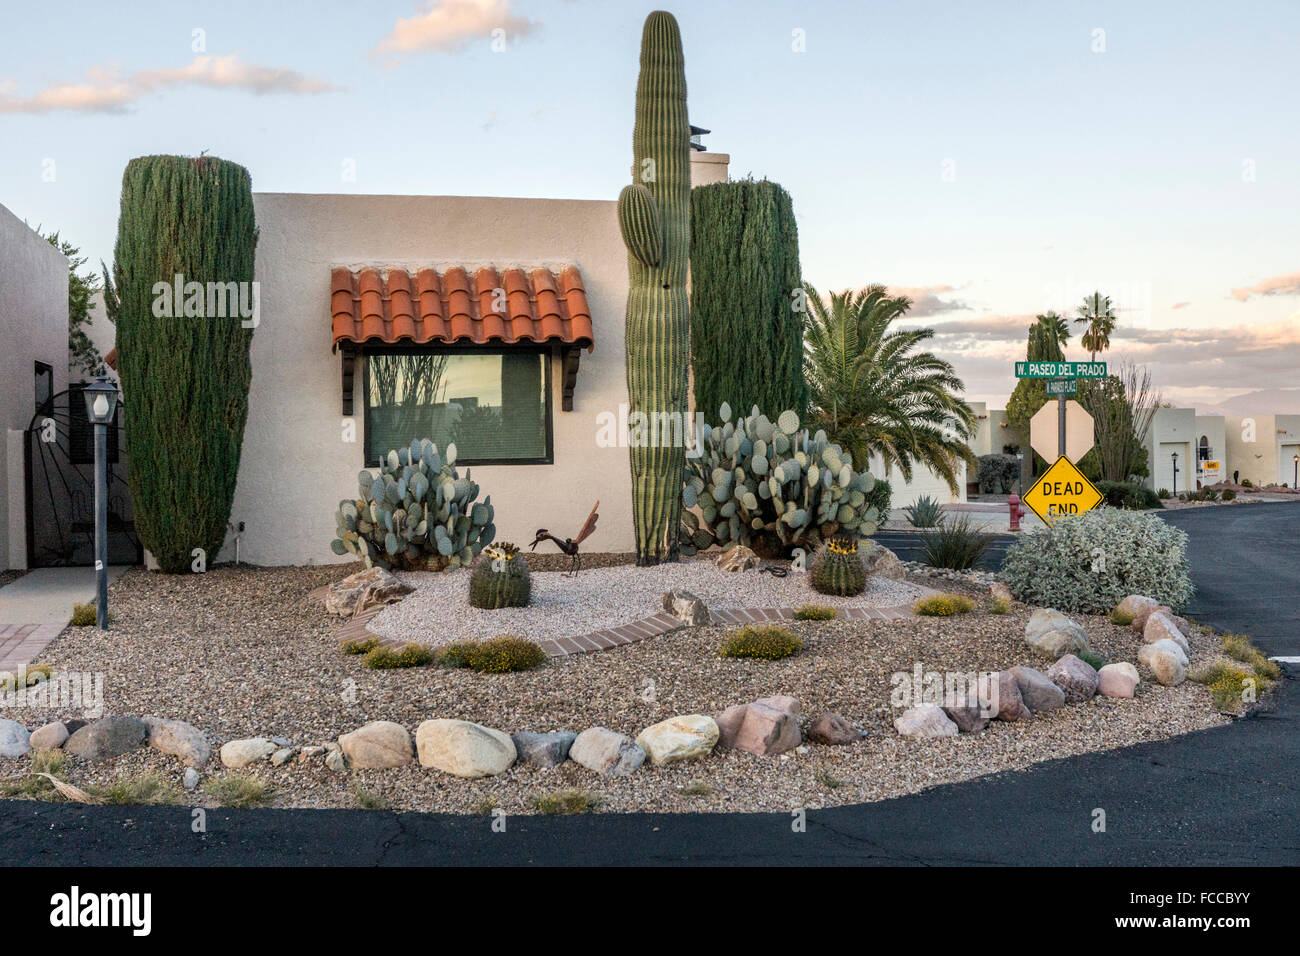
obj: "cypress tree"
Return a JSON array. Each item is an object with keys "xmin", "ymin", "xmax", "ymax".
[
  {"xmin": 689, "ymin": 177, "xmax": 804, "ymax": 421},
  {"xmin": 113, "ymin": 155, "xmax": 257, "ymax": 572}
]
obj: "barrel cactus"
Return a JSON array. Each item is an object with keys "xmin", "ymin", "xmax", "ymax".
[
  {"xmin": 680, "ymin": 403, "xmax": 880, "ymax": 557},
  {"xmin": 619, "ymin": 10, "xmax": 692, "ymax": 566},
  {"xmin": 809, "ymin": 536, "xmax": 867, "ymax": 596},
  {"xmin": 330, "ymin": 438, "xmax": 494, "ymax": 571},
  {"xmin": 468, "ymin": 542, "xmax": 531, "ymax": 609}
]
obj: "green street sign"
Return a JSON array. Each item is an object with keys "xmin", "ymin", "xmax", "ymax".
[
  {"xmin": 1015, "ymin": 361, "xmax": 1107, "ymax": 379},
  {"xmin": 1046, "ymin": 379, "xmax": 1078, "ymax": 396}
]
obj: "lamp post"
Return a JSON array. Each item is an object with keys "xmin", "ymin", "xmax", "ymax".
[
  {"xmin": 1171, "ymin": 451, "xmax": 1179, "ymax": 498},
  {"xmin": 1293, "ymin": 453, "xmax": 1298, "ymax": 489},
  {"xmin": 83, "ymin": 377, "xmax": 119, "ymax": 630}
]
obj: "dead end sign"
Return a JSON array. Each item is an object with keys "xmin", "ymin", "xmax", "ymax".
[{"xmin": 1022, "ymin": 456, "xmax": 1103, "ymax": 523}]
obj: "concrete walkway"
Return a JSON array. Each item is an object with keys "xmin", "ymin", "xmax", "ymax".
[{"xmin": 0, "ymin": 566, "xmax": 129, "ymax": 671}]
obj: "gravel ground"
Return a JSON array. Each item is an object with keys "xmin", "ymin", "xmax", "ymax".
[
  {"xmin": 370, "ymin": 559, "xmax": 926, "ymax": 646},
  {"xmin": 0, "ymin": 564, "xmax": 1238, "ymax": 815}
]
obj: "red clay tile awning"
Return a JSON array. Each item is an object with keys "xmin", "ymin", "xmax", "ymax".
[{"xmin": 331, "ymin": 265, "xmax": 594, "ymax": 353}]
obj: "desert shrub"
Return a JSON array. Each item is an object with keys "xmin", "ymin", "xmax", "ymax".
[
  {"xmin": 92, "ymin": 774, "xmax": 182, "ymax": 806},
  {"xmin": 1001, "ymin": 509, "xmax": 1193, "ymax": 614},
  {"xmin": 718, "ymin": 625, "xmax": 802, "ymax": 660},
  {"xmin": 362, "ymin": 642, "xmax": 434, "ymax": 669},
  {"xmin": 1221, "ymin": 489, "xmax": 1237, "ymax": 501},
  {"xmin": 905, "ymin": 495, "xmax": 944, "ymax": 528},
  {"xmin": 977, "ymin": 453, "xmax": 1020, "ymax": 494},
  {"xmin": 988, "ymin": 596, "xmax": 1011, "ymax": 614},
  {"xmin": 438, "ymin": 635, "xmax": 546, "ymax": 673},
  {"xmin": 1221, "ymin": 634, "xmax": 1281, "ymax": 681},
  {"xmin": 1157, "ymin": 488, "xmax": 1171, "ymax": 499},
  {"xmin": 340, "ymin": 636, "xmax": 381, "ymax": 655},
  {"xmin": 1109, "ymin": 608, "xmax": 1135, "ymax": 626},
  {"xmin": 1095, "ymin": 480, "xmax": 1163, "ymax": 510},
  {"xmin": 1076, "ymin": 649, "xmax": 1106, "ymax": 671},
  {"xmin": 202, "ymin": 774, "xmax": 274, "ymax": 808},
  {"xmin": 793, "ymin": 604, "xmax": 837, "ymax": 621},
  {"xmin": 69, "ymin": 603, "xmax": 96, "ymax": 626},
  {"xmin": 919, "ymin": 515, "xmax": 993, "ymax": 570},
  {"xmin": 351, "ymin": 784, "xmax": 389, "ymax": 810},
  {"xmin": 535, "ymin": 788, "xmax": 600, "ymax": 815},
  {"xmin": 0, "ymin": 665, "xmax": 52, "ymax": 692},
  {"xmin": 1202, "ymin": 488, "xmax": 1221, "ymax": 502},
  {"xmin": 1241, "ymin": 478, "xmax": 1253, "ymax": 488},
  {"xmin": 914, "ymin": 594, "xmax": 975, "ymax": 616}
]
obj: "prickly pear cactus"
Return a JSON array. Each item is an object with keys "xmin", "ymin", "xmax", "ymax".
[
  {"xmin": 680, "ymin": 403, "xmax": 880, "ymax": 557},
  {"xmin": 809, "ymin": 536, "xmax": 867, "ymax": 596},
  {"xmin": 330, "ymin": 438, "xmax": 495, "ymax": 571},
  {"xmin": 468, "ymin": 542, "xmax": 532, "ymax": 609},
  {"xmin": 619, "ymin": 10, "xmax": 691, "ymax": 566}
]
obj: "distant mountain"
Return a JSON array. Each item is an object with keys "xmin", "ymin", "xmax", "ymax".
[{"xmin": 1196, "ymin": 388, "xmax": 1300, "ymax": 416}]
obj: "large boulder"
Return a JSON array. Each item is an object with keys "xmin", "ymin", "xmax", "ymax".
[
  {"xmin": 1130, "ymin": 603, "xmax": 1171, "ymax": 634},
  {"xmin": 714, "ymin": 695, "xmax": 802, "ymax": 757},
  {"xmin": 1098, "ymin": 662, "xmax": 1140, "ymax": 698},
  {"xmin": 992, "ymin": 671, "xmax": 1030, "ymax": 721},
  {"xmin": 715, "ymin": 546, "xmax": 759, "ymax": 572},
  {"xmin": 65, "ymin": 717, "xmax": 150, "ymax": 761},
  {"xmin": 569, "ymin": 727, "xmax": 646, "ymax": 776},
  {"xmin": 339, "ymin": 720, "xmax": 414, "ymax": 768},
  {"xmin": 863, "ymin": 543, "xmax": 905, "ymax": 580},
  {"xmin": 1010, "ymin": 666, "xmax": 1066, "ymax": 712},
  {"xmin": 635, "ymin": 715, "xmax": 719, "ymax": 765},
  {"xmin": 1024, "ymin": 609, "xmax": 1090, "ymax": 658},
  {"xmin": 417, "ymin": 719, "xmax": 516, "ymax": 777},
  {"xmin": 894, "ymin": 704, "xmax": 958, "ymax": 738},
  {"xmin": 511, "ymin": 731, "xmax": 578, "ymax": 769},
  {"xmin": 144, "ymin": 717, "xmax": 210, "ymax": 767},
  {"xmin": 1143, "ymin": 612, "xmax": 1190, "ymax": 655},
  {"xmin": 0, "ymin": 719, "xmax": 31, "ymax": 758},
  {"xmin": 661, "ymin": 590, "xmax": 710, "ymax": 626},
  {"xmin": 324, "ymin": 567, "xmax": 412, "ymax": 618},
  {"xmin": 1115, "ymin": 595, "xmax": 1159, "ymax": 618},
  {"xmin": 219, "ymin": 736, "xmax": 276, "ymax": 768},
  {"xmin": 808, "ymin": 712, "xmax": 861, "ymax": 745},
  {"xmin": 29, "ymin": 721, "xmax": 69, "ymax": 751},
  {"xmin": 1138, "ymin": 640, "xmax": 1187, "ymax": 686},
  {"xmin": 1045, "ymin": 654, "xmax": 1100, "ymax": 703}
]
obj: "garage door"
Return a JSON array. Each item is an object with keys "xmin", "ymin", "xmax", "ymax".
[
  {"xmin": 1281, "ymin": 444, "xmax": 1300, "ymax": 487},
  {"xmin": 1154, "ymin": 442, "xmax": 1190, "ymax": 494}
]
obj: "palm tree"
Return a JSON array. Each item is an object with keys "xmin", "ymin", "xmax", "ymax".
[
  {"xmin": 1034, "ymin": 311, "xmax": 1070, "ymax": 354},
  {"xmin": 803, "ymin": 283, "xmax": 976, "ymax": 494},
  {"xmin": 1074, "ymin": 291, "xmax": 1117, "ymax": 362}
]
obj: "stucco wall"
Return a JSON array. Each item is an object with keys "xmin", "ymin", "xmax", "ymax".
[
  {"xmin": 225, "ymin": 193, "xmax": 634, "ymax": 566},
  {"xmin": 0, "ymin": 203, "xmax": 69, "ymax": 570}
]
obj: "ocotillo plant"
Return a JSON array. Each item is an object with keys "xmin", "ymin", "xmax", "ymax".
[
  {"xmin": 114, "ymin": 155, "xmax": 257, "ymax": 573},
  {"xmin": 618, "ymin": 10, "xmax": 691, "ymax": 565}
]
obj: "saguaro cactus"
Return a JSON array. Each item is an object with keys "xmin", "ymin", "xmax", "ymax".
[{"xmin": 619, "ymin": 10, "xmax": 691, "ymax": 566}]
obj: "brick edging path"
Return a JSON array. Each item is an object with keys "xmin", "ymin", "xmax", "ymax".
[{"xmin": 334, "ymin": 599, "xmax": 929, "ymax": 660}]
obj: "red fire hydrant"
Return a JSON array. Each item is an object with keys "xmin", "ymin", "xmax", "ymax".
[{"xmin": 1008, "ymin": 493, "xmax": 1027, "ymax": 531}]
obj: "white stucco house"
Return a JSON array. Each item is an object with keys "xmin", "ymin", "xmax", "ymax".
[{"xmin": 1224, "ymin": 414, "xmax": 1300, "ymax": 487}]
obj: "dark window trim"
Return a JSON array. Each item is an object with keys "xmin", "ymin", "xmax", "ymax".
[
  {"xmin": 34, "ymin": 361, "xmax": 53, "ymax": 416},
  {"xmin": 360, "ymin": 344, "xmax": 555, "ymax": 468}
]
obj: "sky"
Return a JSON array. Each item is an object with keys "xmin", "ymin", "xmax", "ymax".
[{"xmin": 2, "ymin": 0, "xmax": 1297, "ymax": 411}]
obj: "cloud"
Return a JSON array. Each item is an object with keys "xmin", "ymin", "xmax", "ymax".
[
  {"xmin": 373, "ymin": 0, "xmax": 538, "ymax": 57},
  {"xmin": 922, "ymin": 313, "xmax": 1035, "ymax": 341},
  {"xmin": 886, "ymin": 283, "xmax": 971, "ymax": 318},
  {"xmin": 1230, "ymin": 270, "xmax": 1300, "ymax": 302},
  {"xmin": 0, "ymin": 55, "xmax": 336, "ymax": 114}
]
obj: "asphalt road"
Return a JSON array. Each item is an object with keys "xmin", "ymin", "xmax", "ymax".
[{"xmin": 2, "ymin": 503, "xmax": 1296, "ymax": 866}]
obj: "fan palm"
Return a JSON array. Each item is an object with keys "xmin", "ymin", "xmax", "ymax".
[
  {"xmin": 803, "ymin": 283, "xmax": 976, "ymax": 493},
  {"xmin": 1034, "ymin": 311, "xmax": 1070, "ymax": 355},
  {"xmin": 1074, "ymin": 291, "xmax": 1117, "ymax": 362}
]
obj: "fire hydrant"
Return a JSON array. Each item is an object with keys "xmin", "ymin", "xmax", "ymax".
[{"xmin": 1008, "ymin": 493, "xmax": 1027, "ymax": 532}]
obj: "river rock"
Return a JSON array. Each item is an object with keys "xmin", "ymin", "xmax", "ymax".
[
  {"xmin": 1098, "ymin": 662, "xmax": 1140, "ymax": 698},
  {"xmin": 943, "ymin": 685, "xmax": 992, "ymax": 732},
  {"xmin": 29, "ymin": 721, "xmax": 69, "ymax": 751},
  {"xmin": 1144, "ymin": 612, "xmax": 1190, "ymax": 655},
  {"xmin": 714, "ymin": 695, "xmax": 802, "ymax": 757},
  {"xmin": 894, "ymin": 704, "xmax": 958, "ymax": 737},
  {"xmin": 339, "ymin": 720, "xmax": 414, "ymax": 768},
  {"xmin": 65, "ymin": 717, "xmax": 150, "ymax": 761},
  {"xmin": 992, "ymin": 670, "xmax": 1030, "ymax": 721},
  {"xmin": 416, "ymin": 719, "xmax": 516, "ymax": 777},
  {"xmin": 324, "ymin": 566, "xmax": 412, "ymax": 618},
  {"xmin": 569, "ymin": 727, "xmax": 645, "ymax": 776},
  {"xmin": 511, "ymin": 731, "xmax": 577, "ymax": 768},
  {"xmin": 635, "ymin": 715, "xmax": 719, "ymax": 764},
  {"xmin": 1115, "ymin": 595, "xmax": 1159, "ymax": 618},
  {"xmin": 808, "ymin": 712, "xmax": 861, "ymax": 745},
  {"xmin": 715, "ymin": 546, "xmax": 759, "ymax": 572},
  {"xmin": 144, "ymin": 717, "xmax": 210, "ymax": 767},
  {"xmin": 219, "ymin": 736, "xmax": 276, "ymax": 768},
  {"xmin": 0, "ymin": 719, "xmax": 31, "ymax": 758},
  {"xmin": 1024, "ymin": 609, "xmax": 1090, "ymax": 658},
  {"xmin": 863, "ymin": 543, "xmax": 905, "ymax": 580},
  {"xmin": 661, "ymin": 589, "xmax": 710, "ymax": 626},
  {"xmin": 1045, "ymin": 654, "xmax": 1100, "ymax": 703},
  {"xmin": 1138, "ymin": 640, "xmax": 1187, "ymax": 686},
  {"xmin": 1010, "ymin": 665, "xmax": 1066, "ymax": 712}
]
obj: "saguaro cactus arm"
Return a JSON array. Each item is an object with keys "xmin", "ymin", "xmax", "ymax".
[{"xmin": 618, "ymin": 184, "xmax": 663, "ymax": 267}]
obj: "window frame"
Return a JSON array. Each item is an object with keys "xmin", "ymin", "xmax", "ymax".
[
  {"xmin": 360, "ymin": 344, "xmax": 555, "ymax": 468},
  {"xmin": 34, "ymin": 361, "xmax": 53, "ymax": 416}
]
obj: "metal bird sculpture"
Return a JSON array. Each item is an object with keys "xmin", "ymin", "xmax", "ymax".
[{"xmin": 530, "ymin": 501, "xmax": 599, "ymax": 576}]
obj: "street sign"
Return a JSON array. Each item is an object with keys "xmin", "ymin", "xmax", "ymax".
[
  {"xmin": 1045, "ymin": 379, "xmax": 1077, "ymax": 396},
  {"xmin": 1030, "ymin": 400, "xmax": 1094, "ymax": 462},
  {"xmin": 1022, "ymin": 456, "xmax": 1103, "ymax": 523},
  {"xmin": 1015, "ymin": 361, "xmax": 1107, "ymax": 379}
]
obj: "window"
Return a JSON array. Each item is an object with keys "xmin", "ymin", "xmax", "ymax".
[
  {"xmin": 1198, "ymin": 435, "xmax": 1211, "ymax": 461},
  {"xmin": 363, "ymin": 348, "xmax": 552, "ymax": 466},
  {"xmin": 34, "ymin": 362, "xmax": 53, "ymax": 415},
  {"xmin": 68, "ymin": 383, "xmax": 121, "ymax": 465}
]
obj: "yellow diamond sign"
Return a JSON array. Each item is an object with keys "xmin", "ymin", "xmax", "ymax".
[{"xmin": 1022, "ymin": 456, "xmax": 1103, "ymax": 524}]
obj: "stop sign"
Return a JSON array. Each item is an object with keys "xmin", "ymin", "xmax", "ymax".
[{"xmin": 1030, "ymin": 400, "xmax": 1094, "ymax": 463}]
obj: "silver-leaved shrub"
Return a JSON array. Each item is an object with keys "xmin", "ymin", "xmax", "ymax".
[{"xmin": 1000, "ymin": 508, "xmax": 1193, "ymax": 613}]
